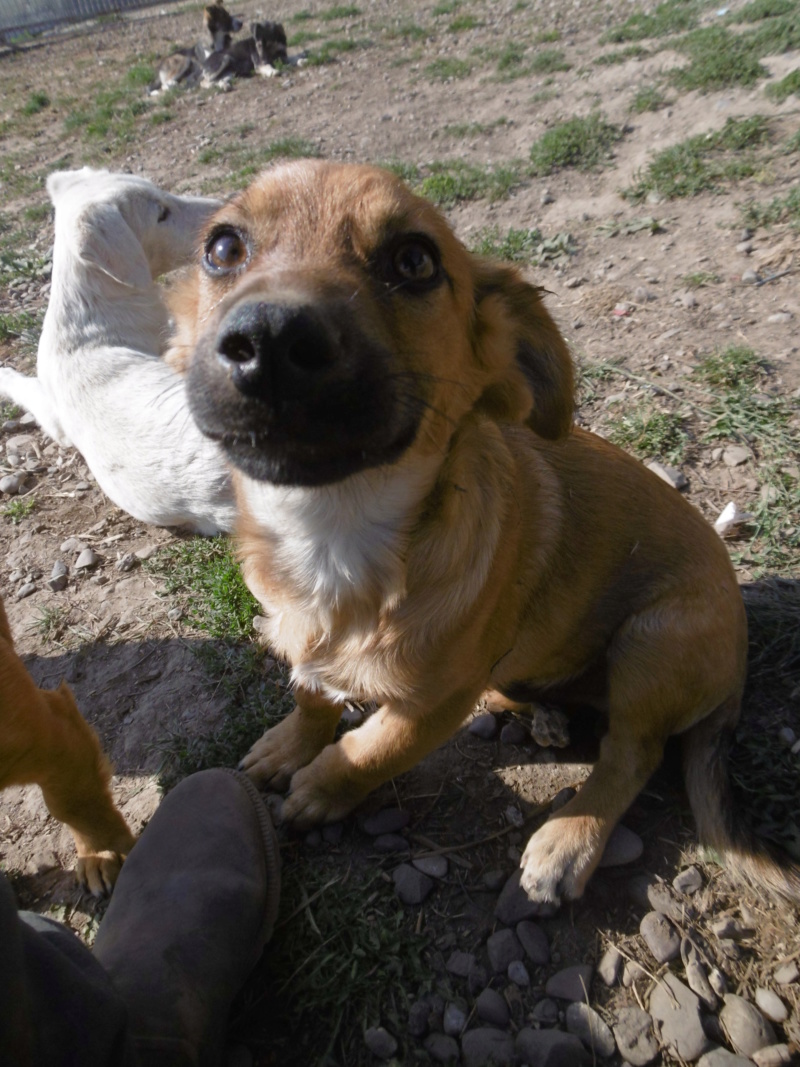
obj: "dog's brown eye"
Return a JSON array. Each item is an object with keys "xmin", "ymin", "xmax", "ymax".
[
  {"xmin": 204, "ymin": 229, "xmax": 248, "ymax": 274},
  {"xmin": 392, "ymin": 241, "xmax": 438, "ymax": 284}
]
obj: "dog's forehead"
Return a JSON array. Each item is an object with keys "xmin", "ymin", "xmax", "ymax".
[{"xmin": 215, "ymin": 161, "xmax": 459, "ymax": 259}]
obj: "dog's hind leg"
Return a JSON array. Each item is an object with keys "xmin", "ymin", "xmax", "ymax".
[{"xmin": 0, "ymin": 369, "xmax": 71, "ymax": 447}]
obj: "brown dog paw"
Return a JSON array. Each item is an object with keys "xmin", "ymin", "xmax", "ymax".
[
  {"xmin": 239, "ymin": 708, "xmax": 333, "ymax": 790},
  {"xmin": 519, "ymin": 816, "xmax": 603, "ymax": 906},
  {"xmin": 76, "ymin": 850, "xmax": 126, "ymax": 897}
]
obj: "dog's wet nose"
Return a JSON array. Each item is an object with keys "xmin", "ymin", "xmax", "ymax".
[{"xmin": 215, "ymin": 302, "xmax": 336, "ymax": 399}]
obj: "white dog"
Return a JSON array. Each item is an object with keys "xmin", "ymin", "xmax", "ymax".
[{"xmin": 0, "ymin": 168, "xmax": 236, "ymax": 534}]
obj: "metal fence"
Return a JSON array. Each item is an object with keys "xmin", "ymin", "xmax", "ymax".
[{"xmin": 0, "ymin": 0, "xmax": 176, "ymax": 40}]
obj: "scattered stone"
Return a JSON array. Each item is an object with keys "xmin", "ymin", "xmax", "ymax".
[
  {"xmin": 598, "ymin": 944, "xmax": 623, "ymax": 987},
  {"xmin": 773, "ymin": 960, "xmax": 799, "ymax": 985},
  {"xmin": 0, "ymin": 474, "xmax": 23, "ymax": 494},
  {"xmin": 362, "ymin": 808, "xmax": 410, "ymax": 836},
  {"xmin": 566, "ymin": 276, "xmax": 585, "ymax": 289},
  {"xmin": 166, "ymin": 605, "xmax": 181, "ymax": 619},
  {"xmin": 516, "ymin": 1028, "xmax": 591, "ymax": 1066},
  {"xmin": 551, "ymin": 786, "xmax": 576, "ymax": 812},
  {"xmin": 424, "ymin": 1033, "xmax": 460, "ymax": 1063},
  {"xmin": 741, "ymin": 269, "xmax": 759, "ymax": 284},
  {"xmin": 649, "ymin": 973, "xmax": 713, "ymax": 1062},
  {"xmin": 545, "ymin": 964, "xmax": 593, "ymax": 1002},
  {"xmin": 483, "ymin": 869, "xmax": 506, "ymax": 891},
  {"xmin": 27, "ymin": 848, "xmax": 58, "ymax": 874},
  {"xmin": 767, "ymin": 311, "xmax": 793, "ymax": 324},
  {"xmin": 373, "ymin": 834, "xmax": 409, "ymax": 853},
  {"xmin": 682, "ymin": 938, "xmax": 718, "ymax": 1009},
  {"xmin": 697, "ymin": 1050, "xmax": 753, "ymax": 1066},
  {"xmin": 392, "ymin": 864, "xmax": 434, "ymax": 905},
  {"xmin": 446, "ymin": 951, "xmax": 477, "ymax": 979},
  {"xmin": 462, "ymin": 1027, "xmax": 516, "ymax": 1067},
  {"xmin": 48, "ymin": 573, "xmax": 68, "ymax": 592},
  {"xmin": 413, "ymin": 855, "xmax": 447, "ymax": 879},
  {"xmin": 495, "ymin": 870, "xmax": 545, "ymax": 924},
  {"xmin": 531, "ymin": 704, "xmax": 570, "ymax": 747},
  {"xmin": 709, "ymin": 969, "xmax": 727, "ymax": 998},
  {"xmin": 487, "ymin": 928, "xmax": 524, "ymax": 974},
  {"xmin": 623, "ymin": 960, "xmax": 648, "ymax": 987},
  {"xmin": 75, "ymin": 548, "xmax": 99, "ymax": 569},
  {"xmin": 74, "ymin": 481, "xmax": 91, "ymax": 491},
  {"xmin": 115, "ymin": 553, "xmax": 137, "ymax": 573},
  {"xmin": 364, "ymin": 1026, "xmax": 397, "ymax": 1060},
  {"xmin": 754, "ymin": 988, "xmax": 788, "ymax": 1024},
  {"xmin": 736, "ymin": 240, "xmax": 753, "ymax": 254},
  {"xmin": 134, "ymin": 544, "xmax": 159, "ymax": 560},
  {"xmin": 443, "ymin": 1002, "xmax": 467, "ymax": 1036},
  {"xmin": 598, "ymin": 824, "xmax": 643, "ymax": 867},
  {"xmin": 60, "ymin": 536, "xmax": 87, "ymax": 553},
  {"xmin": 540, "ymin": 189, "xmax": 555, "ymax": 205},
  {"xmin": 752, "ymin": 1044, "xmax": 794, "ymax": 1067},
  {"xmin": 673, "ymin": 866, "xmax": 703, "ymax": 895},
  {"xmin": 467, "ymin": 963, "xmax": 488, "ymax": 997},
  {"xmin": 723, "ymin": 445, "xmax": 751, "ymax": 467},
  {"xmin": 531, "ymin": 999, "xmax": 559, "ymax": 1026},
  {"xmin": 777, "ymin": 726, "xmax": 796, "ymax": 748},
  {"xmin": 476, "ymin": 987, "xmax": 509, "ymax": 1027},
  {"xmin": 614, "ymin": 301, "xmax": 634, "ymax": 316},
  {"xmin": 469, "ymin": 712, "xmax": 499, "ymax": 739},
  {"xmin": 641, "ymin": 911, "xmax": 680, "ymax": 963},
  {"xmin": 321, "ymin": 823, "xmax": 343, "ymax": 845},
  {"xmin": 18, "ymin": 412, "xmax": 37, "ymax": 427},
  {"xmin": 645, "ymin": 460, "xmax": 687, "ymax": 490},
  {"xmin": 407, "ymin": 999, "xmax": 430, "ymax": 1039},
  {"xmin": 508, "ymin": 960, "xmax": 530, "ymax": 987},
  {"xmin": 566, "ymin": 1002, "xmax": 615, "ymax": 1058},
  {"xmin": 646, "ymin": 880, "xmax": 692, "ymax": 922},
  {"xmin": 504, "ymin": 804, "xmax": 524, "ymax": 827},
  {"xmin": 16, "ymin": 582, "xmax": 36, "ymax": 599},
  {"xmin": 681, "ymin": 291, "xmax": 698, "ymax": 308},
  {"xmin": 1, "ymin": 419, "xmax": 20, "ymax": 432},
  {"xmin": 613, "ymin": 1007, "xmax": 658, "ymax": 1066},
  {"xmin": 500, "ymin": 720, "xmax": 528, "ymax": 745},
  {"xmin": 719, "ymin": 996, "xmax": 776, "ymax": 1056},
  {"xmin": 634, "ymin": 286, "xmax": 656, "ymax": 302},
  {"xmin": 516, "ymin": 920, "xmax": 550, "ymax": 965}
]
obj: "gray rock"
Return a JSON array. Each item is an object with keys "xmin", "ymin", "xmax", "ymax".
[
  {"xmin": 550, "ymin": 786, "xmax": 576, "ymax": 811},
  {"xmin": 598, "ymin": 824, "xmax": 643, "ymax": 867},
  {"xmin": 75, "ymin": 548, "xmax": 99, "ymax": 569},
  {"xmin": 767, "ymin": 311, "xmax": 793, "ymax": 324},
  {"xmin": 566, "ymin": 1002, "xmax": 616, "ymax": 1058},
  {"xmin": 627, "ymin": 873, "xmax": 657, "ymax": 909},
  {"xmin": 684, "ymin": 950, "xmax": 718, "ymax": 1010},
  {"xmin": 443, "ymin": 1002, "xmax": 467, "ymax": 1036},
  {"xmin": 774, "ymin": 961, "xmax": 799, "ymax": 985},
  {"xmin": 647, "ymin": 880, "xmax": 692, "ymax": 922},
  {"xmin": 51, "ymin": 560, "xmax": 68, "ymax": 579},
  {"xmin": 645, "ymin": 460, "xmax": 687, "ymax": 490},
  {"xmin": 741, "ymin": 269, "xmax": 759, "ymax": 284},
  {"xmin": 752, "ymin": 1045, "xmax": 795, "ymax": 1067},
  {"xmin": 115, "ymin": 552, "xmax": 137, "ymax": 573},
  {"xmin": 723, "ymin": 445, "xmax": 751, "ymax": 467},
  {"xmin": 364, "ymin": 1026, "xmax": 396, "ymax": 1059},
  {"xmin": 500, "ymin": 720, "xmax": 528, "ymax": 745},
  {"xmin": 392, "ymin": 864, "xmax": 434, "ymax": 905},
  {"xmin": 468, "ymin": 712, "xmax": 499, "ymax": 739},
  {"xmin": 467, "ymin": 963, "xmax": 488, "ymax": 997},
  {"xmin": 487, "ymin": 928, "xmax": 523, "ymax": 974},
  {"xmin": 495, "ymin": 870, "xmax": 546, "ymax": 924},
  {"xmin": 407, "ymin": 999, "xmax": 430, "ymax": 1039},
  {"xmin": 673, "ymin": 866, "xmax": 703, "ymax": 894},
  {"xmin": 476, "ymin": 987, "xmax": 509, "ymax": 1027},
  {"xmin": 134, "ymin": 544, "xmax": 159, "ymax": 560},
  {"xmin": 623, "ymin": 960, "xmax": 647, "ymax": 988},
  {"xmin": 516, "ymin": 920, "xmax": 550, "ymax": 965},
  {"xmin": 446, "ymin": 951, "xmax": 477, "ymax": 979},
  {"xmin": 413, "ymin": 855, "xmax": 448, "ymax": 879},
  {"xmin": 60, "ymin": 536, "xmax": 88, "ymax": 553},
  {"xmin": 0, "ymin": 474, "xmax": 23, "ymax": 494},
  {"xmin": 612, "ymin": 1007, "xmax": 659, "ymax": 1066},
  {"xmin": 18, "ymin": 412, "xmax": 37, "ymax": 427},
  {"xmin": 531, "ymin": 704, "xmax": 570, "ymax": 747},
  {"xmin": 507, "ymin": 960, "xmax": 530, "ymax": 987},
  {"xmin": 515, "ymin": 1028, "xmax": 591, "ymax": 1066},
  {"xmin": 362, "ymin": 808, "xmax": 410, "ymax": 836},
  {"xmin": 373, "ymin": 834, "xmax": 409, "ymax": 853},
  {"xmin": 697, "ymin": 1050, "xmax": 753, "ymax": 1066},
  {"xmin": 424, "ymin": 1032, "xmax": 460, "ymax": 1063},
  {"xmin": 640, "ymin": 911, "xmax": 680, "ymax": 963},
  {"xmin": 545, "ymin": 964, "xmax": 593, "ymax": 1002},
  {"xmin": 597, "ymin": 945, "xmax": 623, "ymax": 987},
  {"xmin": 16, "ymin": 582, "xmax": 36, "ymax": 599},
  {"xmin": 649, "ymin": 973, "xmax": 713, "ymax": 1061},
  {"xmin": 482, "ymin": 869, "xmax": 506, "ymax": 891},
  {"xmin": 720, "ymin": 994, "xmax": 776, "ymax": 1056},
  {"xmin": 48, "ymin": 574, "xmax": 68, "ymax": 592},
  {"xmin": 462, "ymin": 1027, "xmax": 515, "ymax": 1067},
  {"xmin": 531, "ymin": 999, "xmax": 559, "ymax": 1026},
  {"xmin": 709, "ymin": 969, "xmax": 727, "ymax": 998},
  {"xmin": 710, "ymin": 916, "xmax": 750, "ymax": 940}
]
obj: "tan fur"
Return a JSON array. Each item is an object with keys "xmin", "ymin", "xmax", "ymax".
[
  {"xmin": 0, "ymin": 598, "xmax": 135, "ymax": 895},
  {"xmin": 171, "ymin": 160, "xmax": 798, "ymax": 906}
]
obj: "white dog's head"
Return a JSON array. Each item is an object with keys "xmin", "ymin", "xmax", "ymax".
[{"xmin": 47, "ymin": 168, "xmax": 222, "ymax": 290}]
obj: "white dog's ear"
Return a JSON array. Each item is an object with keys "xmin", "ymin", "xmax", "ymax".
[{"xmin": 76, "ymin": 202, "xmax": 152, "ymax": 291}]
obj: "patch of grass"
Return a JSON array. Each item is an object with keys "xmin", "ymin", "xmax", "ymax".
[
  {"xmin": 0, "ymin": 309, "xmax": 42, "ymax": 348},
  {"xmin": 470, "ymin": 226, "xmax": 576, "ymax": 263},
  {"xmin": 64, "ymin": 83, "xmax": 150, "ymax": 144},
  {"xmin": 681, "ymin": 270, "xmax": 720, "ymax": 287},
  {"xmin": 529, "ymin": 113, "xmax": 622, "ymax": 174},
  {"xmin": 695, "ymin": 344, "xmax": 766, "ymax": 388},
  {"xmin": 529, "ymin": 49, "xmax": 571, "ymax": 73},
  {"xmin": 433, "ymin": 0, "xmax": 461, "ymax": 13},
  {"xmin": 33, "ymin": 606, "xmax": 67, "ymax": 642},
  {"xmin": 425, "ymin": 56, "xmax": 473, "ymax": 79},
  {"xmin": 381, "ymin": 20, "xmax": 428, "ymax": 40},
  {"xmin": 0, "ymin": 402, "xmax": 21, "ymax": 422},
  {"xmin": 443, "ymin": 117, "xmax": 508, "ymax": 137},
  {"xmin": 199, "ymin": 137, "xmax": 320, "ymax": 187},
  {"xmin": 631, "ymin": 84, "xmax": 666, "ymax": 111},
  {"xmin": 319, "ymin": 4, "xmax": 360, "ymax": 19},
  {"xmin": 534, "ymin": 28, "xmax": 561, "ymax": 43},
  {"xmin": 741, "ymin": 185, "xmax": 800, "ymax": 227},
  {"xmin": 496, "ymin": 41, "xmax": 526, "ymax": 71},
  {"xmin": 2, "ymin": 496, "xmax": 36, "ymax": 525},
  {"xmin": 449, "ymin": 14, "xmax": 482, "ymax": 30},
  {"xmin": 146, "ymin": 537, "xmax": 261, "ymax": 641},
  {"xmin": 672, "ymin": 26, "xmax": 767, "ymax": 91},
  {"xmin": 305, "ymin": 37, "xmax": 367, "ymax": 64},
  {"xmin": 605, "ymin": 406, "xmax": 689, "ymax": 463},
  {"xmin": 730, "ymin": 0, "xmax": 795, "ymax": 21},
  {"xmin": 288, "ymin": 28, "xmax": 322, "ymax": 45},
  {"xmin": 625, "ymin": 116, "xmax": 771, "ymax": 200},
  {"xmin": 124, "ymin": 62, "xmax": 156, "ymax": 88},
  {"xmin": 417, "ymin": 160, "xmax": 522, "ymax": 205},
  {"xmin": 602, "ymin": 0, "xmax": 705, "ymax": 43},
  {"xmin": 766, "ymin": 68, "xmax": 800, "ymax": 101},
  {"xmin": 595, "ymin": 44, "xmax": 649, "ymax": 64},
  {"xmin": 291, "ymin": 9, "xmax": 315, "ymax": 21},
  {"xmin": 23, "ymin": 202, "xmax": 50, "ymax": 224},
  {"xmin": 22, "ymin": 91, "xmax": 50, "ymax": 116}
]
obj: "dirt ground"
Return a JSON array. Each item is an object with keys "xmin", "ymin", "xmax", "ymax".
[{"xmin": 0, "ymin": 0, "xmax": 799, "ymax": 1063}]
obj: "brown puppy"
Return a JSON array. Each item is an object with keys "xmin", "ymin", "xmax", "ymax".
[
  {"xmin": 169, "ymin": 159, "xmax": 798, "ymax": 906},
  {"xmin": 0, "ymin": 598, "xmax": 135, "ymax": 895}
]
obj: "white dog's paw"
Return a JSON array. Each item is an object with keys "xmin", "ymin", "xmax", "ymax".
[{"xmin": 519, "ymin": 816, "xmax": 603, "ymax": 906}]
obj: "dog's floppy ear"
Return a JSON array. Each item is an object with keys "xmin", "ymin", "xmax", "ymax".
[
  {"xmin": 472, "ymin": 260, "xmax": 574, "ymax": 439},
  {"xmin": 75, "ymin": 202, "xmax": 152, "ymax": 292}
]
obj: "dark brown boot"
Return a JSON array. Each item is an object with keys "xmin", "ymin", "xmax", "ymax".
[{"xmin": 93, "ymin": 768, "xmax": 281, "ymax": 1066}]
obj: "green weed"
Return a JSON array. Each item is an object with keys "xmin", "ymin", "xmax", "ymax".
[
  {"xmin": 319, "ymin": 4, "xmax": 360, "ymax": 19},
  {"xmin": 631, "ymin": 84, "xmax": 666, "ymax": 111},
  {"xmin": 602, "ymin": 0, "xmax": 705, "ymax": 43},
  {"xmin": 740, "ymin": 185, "xmax": 800, "ymax": 227},
  {"xmin": 534, "ymin": 28, "xmax": 561, "ymax": 43},
  {"xmin": 0, "ymin": 309, "xmax": 42, "ymax": 349},
  {"xmin": 417, "ymin": 160, "xmax": 521, "ymax": 205},
  {"xmin": 22, "ymin": 91, "xmax": 50, "ymax": 116},
  {"xmin": 470, "ymin": 226, "xmax": 576, "ymax": 263},
  {"xmin": 594, "ymin": 45, "xmax": 649, "ymax": 65},
  {"xmin": 730, "ymin": 0, "xmax": 795, "ymax": 21},
  {"xmin": 34, "ymin": 606, "xmax": 67, "ymax": 642},
  {"xmin": 381, "ymin": 21, "xmax": 428, "ymax": 40},
  {"xmin": 529, "ymin": 113, "xmax": 622, "ymax": 174},
  {"xmin": 766, "ymin": 69, "xmax": 800, "ymax": 101},
  {"xmin": 605, "ymin": 407, "xmax": 689, "ymax": 463},
  {"xmin": 529, "ymin": 49, "xmax": 571, "ymax": 73},
  {"xmin": 306, "ymin": 37, "xmax": 367, "ymax": 64},
  {"xmin": 425, "ymin": 56, "xmax": 473, "ymax": 79},
  {"xmin": 672, "ymin": 26, "xmax": 767, "ymax": 91},
  {"xmin": 449, "ymin": 14, "xmax": 482, "ymax": 30},
  {"xmin": 681, "ymin": 270, "xmax": 721, "ymax": 287},
  {"xmin": 2, "ymin": 496, "xmax": 36, "ymax": 525},
  {"xmin": 433, "ymin": 0, "xmax": 461, "ymax": 13}
]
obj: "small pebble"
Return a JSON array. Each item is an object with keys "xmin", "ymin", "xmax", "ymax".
[
  {"xmin": 754, "ymin": 988, "xmax": 788, "ymax": 1024},
  {"xmin": 540, "ymin": 190, "xmax": 555, "ymax": 205},
  {"xmin": 598, "ymin": 824, "xmax": 643, "ymax": 867},
  {"xmin": 507, "ymin": 959, "xmax": 530, "ymax": 987},
  {"xmin": 462, "ymin": 1028, "xmax": 516, "ymax": 1067},
  {"xmin": 777, "ymin": 726, "xmax": 796, "ymax": 749},
  {"xmin": 709, "ymin": 968, "xmax": 727, "ymax": 997},
  {"xmin": 482, "ymin": 868, "xmax": 506, "ymax": 891},
  {"xmin": 697, "ymin": 1050, "xmax": 753, "ymax": 1066},
  {"xmin": 75, "ymin": 548, "xmax": 99, "ymax": 569},
  {"xmin": 115, "ymin": 553, "xmax": 137, "ymax": 573},
  {"xmin": 612, "ymin": 1006, "xmax": 658, "ymax": 1066},
  {"xmin": 134, "ymin": 544, "xmax": 159, "ymax": 560},
  {"xmin": 361, "ymin": 808, "xmax": 410, "ymax": 836},
  {"xmin": 545, "ymin": 964, "xmax": 593, "ymax": 1002},
  {"xmin": 48, "ymin": 574, "xmax": 68, "ymax": 592},
  {"xmin": 423, "ymin": 1033, "xmax": 460, "ymax": 1064},
  {"xmin": 646, "ymin": 460, "xmax": 687, "ymax": 490},
  {"xmin": 373, "ymin": 833, "xmax": 409, "ymax": 853},
  {"xmin": 442, "ymin": 1002, "xmax": 467, "ymax": 1036},
  {"xmin": 720, "ymin": 994, "xmax": 776, "ymax": 1057},
  {"xmin": 566, "ymin": 1002, "xmax": 616, "ymax": 1058},
  {"xmin": 487, "ymin": 928, "xmax": 523, "ymax": 974},
  {"xmin": 412, "ymin": 855, "xmax": 447, "ymax": 879},
  {"xmin": 767, "ymin": 311, "xmax": 793, "ymax": 324},
  {"xmin": 60, "ymin": 536, "xmax": 87, "ymax": 553},
  {"xmin": 16, "ymin": 582, "xmax": 36, "ymax": 599},
  {"xmin": 650, "ymin": 973, "xmax": 713, "ymax": 1061},
  {"xmin": 0, "ymin": 474, "xmax": 23, "ymax": 494},
  {"xmin": 445, "ymin": 951, "xmax": 477, "ymax": 979},
  {"xmin": 531, "ymin": 998, "xmax": 559, "ymax": 1026},
  {"xmin": 597, "ymin": 944, "xmax": 623, "ymax": 987},
  {"xmin": 711, "ymin": 916, "xmax": 749, "ymax": 940},
  {"xmin": 468, "ymin": 712, "xmax": 499, "ymax": 739},
  {"xmin": 476, "ymin": 987, "xmax": 509, "ymax": 1027},
  {"xmin": 623, "ymin": 960, "xmax": 647, "ymax": 987},
  {"xmin": 516, "ymin": 920, "xmax": 550, "ymax": 965},
  {"xmin": 752, "ymin": 1045, "xmax": 795, "ymax": 1067},
  {"xmin": 640, "ymin": 911, "xmax": 680, "ymax": 963},
  {"xmin": 773, "ymin": 960, "xmax": 799, "ymax": 985},
  {"xmin": 500, "ymin": 720, "xmax": 528, "ymax": 745},
  {"xmin": 392, "ymin": 864, "xmax": 434, "ymax": 905},
  {"xmin": 673, "ymin": 866, "xmax": 703, "ymax": 894},
  {"xmin": 741, "ymin": 269, "xmax": 759, "ymax": 284},
  {"xmin": 363, "ymin": 1026, "xmax": 397, "ymax": 1060}
]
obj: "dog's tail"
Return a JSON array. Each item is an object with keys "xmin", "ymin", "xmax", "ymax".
[{"xmin": 682, "ymin": 695, "xmax": 800, "ymax": 903}]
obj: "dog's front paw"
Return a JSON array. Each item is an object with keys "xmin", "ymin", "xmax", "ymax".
[
  {"xmin": 76, "ymin": 850, "xmax": 126, "ymax": 897},
  {"xmin": 239, "ymin": 705, "xmax": 336, "ymax": 790},
  {"xmin": 519, "ymin": 816, "xmax": 602, "ymax": 907},
  {"xmin": 281, "ymin": 746, "xmax": 367, "ymax": 831}
]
